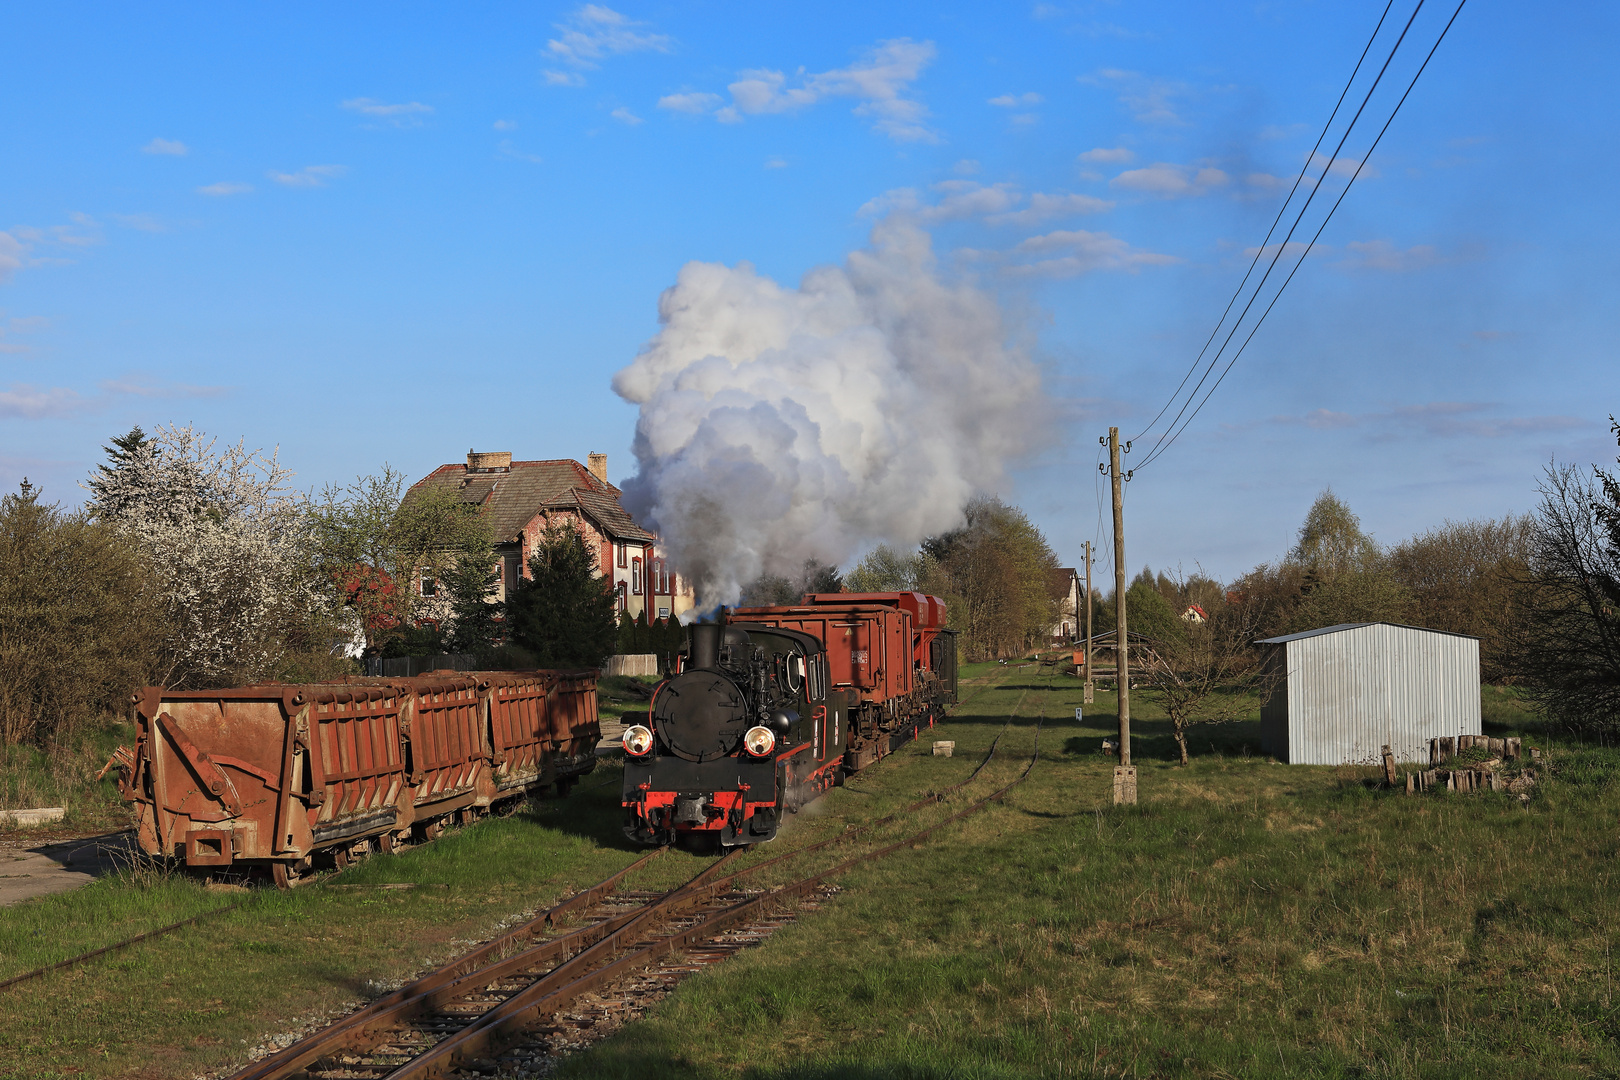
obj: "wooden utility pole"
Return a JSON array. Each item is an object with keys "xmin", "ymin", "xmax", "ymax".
[
  {"xmin": 1103, "ymin": 427, "xmax": 1136, "ymax": 805},
  {"xmin": 1082, "ymin": 541, "xmax": 1094, "ymax": 704}
]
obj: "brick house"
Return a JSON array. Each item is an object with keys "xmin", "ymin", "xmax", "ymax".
[{"xmin": 408, "ymin": 450, "xmax": 695, "ymax": 622}]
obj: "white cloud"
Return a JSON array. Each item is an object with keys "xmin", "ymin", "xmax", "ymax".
[
  {"xmin": 1308, "ymin": 151, "xmax": 1377, "ymax": 180},
  {"xmin": 109, "ymin": 213, "xmax": 165, "ymax": 233},
  {"xmin": 141, "ymin": 137, "xmax": 188, "ymax": 156},
  {"xmin": 97, "ymin": 375, "xmax": 227, "ymax": 400},
  {"xmin": 952, "ymin": 159, "xmax": 981, "ymax": 175},
  {"xmin": 1266, "ymin": 402, "xmax": 1586, "ymax": 440},
  {"xmin": 1111, "ymin": 162, "xmax": 1227, "ymax": 197},
  {"xmin": 8, "ymin": 316, "xmax": 50, "ymax": 332},
  {"xmin": 0, "ymin": 385, "xmax": 84, "ymax": 418},
  {"xmin": 268, "ymin": 165, "xmax": 348, "ymax": 188},
  {"xmin": 342, "ymin": 98, "xmax": 434, "ymax": 126},
  {"xmin": 657, "ymin": 91, "xmax": 723, "ymax": 114},
  {"xmin": 1078, "ymin": 147, "xmax": 1133, "ymax": 165},
  {"xmin": 493, "ymin": 119, "xmax": 518, "ymax": 131},
  {"xmin": 0, "ymin": 376, "xmax": 227, "ymax": 419},
  {"xmin": 497, "ymin": 140, "xmax": 544, "ymax": 165},
  {"xmin": 545, "ymin": 4, "xmax": 671, "ymax": 83},
  {"xmin": 197, "ymin": 181, "xmax": 253, "ymax": 197},
  {"xmin": 611, "ymin": 106, "xmax": 643, "ymax": 125},
  {"xmin": 1082, "ymin": 68, "xmax": 1186, "ymax": 125},
  {"xmin": 862, "ymin": 182, "xmax": 1114, "ymax": 228},
  {"xmin": 997, "ymin": 229, "xmax": 1179, "ymax": 278},
  {"xmin": 1010, "ymin": 113, "xmax": 1038, "ymax": 127},
  {"xmin": 764, "ymin": 156, "xmax": 788, "ymax": 169},
  {"xmin": 1340, "ymin": 240, "xmax": 1439, "ymax": 272},
  {"xmin": 1241, "ymin": 240, "xmax": 1320, "ymax": 261},
  {"xmin": 986, "ymin": 191, "xmax": 1114, "ymax": 226},
  {"xmin": 988, "ymin": 92, "xmax": 1043, "ymax": 107},
  {"xmin": 0, "ymin": 232, "xmax": 24, "ymax": 284},
  {"xmin": 696, "ymin": 39, "xmax": 938, "ymax": 142}
]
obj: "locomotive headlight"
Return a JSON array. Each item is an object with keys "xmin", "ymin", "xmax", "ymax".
[
  {"xmin": 623, "ymin": 725, "xmax": 654, "ymax": 756},
  {"xmin": 742, "ymin": 725, "xmax": 776, "ymax": 758}
]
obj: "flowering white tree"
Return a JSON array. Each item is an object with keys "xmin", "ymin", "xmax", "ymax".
[{"xmin": 85, "ymin": 424, "xmax": 325, "ymax": 688}]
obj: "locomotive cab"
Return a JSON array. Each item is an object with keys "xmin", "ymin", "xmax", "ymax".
[{"xmin": 621, "ymin": 621, "xmax": 841, "ymax": 848}]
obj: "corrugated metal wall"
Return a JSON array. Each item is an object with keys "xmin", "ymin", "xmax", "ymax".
[{"xmin": 1267, "ymin": 624, "xmax": 1480, "ymax": 765}]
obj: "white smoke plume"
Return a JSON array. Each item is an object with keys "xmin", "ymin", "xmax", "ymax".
[{"xmin": 612, "ymin": 219, "xmax": 1047, "ymax": 607}]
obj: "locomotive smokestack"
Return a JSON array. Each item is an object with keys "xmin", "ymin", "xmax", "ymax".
[{"xmin": 689, "ymin": 623, "xmax": 721, "ymax": 671}]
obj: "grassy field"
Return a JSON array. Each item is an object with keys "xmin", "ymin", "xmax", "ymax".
[
  {"xmin": 0, "ymin": 720, "xmax": 136, "ymax": 835},
  {"xmin": 0, "ymin": 666, "xmax": 1612, "ymax": 1079}
]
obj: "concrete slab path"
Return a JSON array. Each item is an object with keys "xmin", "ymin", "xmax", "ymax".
[{"xmin": 0, "ymin": 832, "xmax": 133, "ymax": 907}]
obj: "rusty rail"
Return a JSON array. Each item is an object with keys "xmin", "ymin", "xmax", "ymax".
[
  {"xmin": 392, "ymin": 712, "xmax": 1047, "ymax": 1078},
  {"xmin": 223, "ymin": 845, "xmax": 672, "ymax": 1080},
  {"xmin": 229, "ymin": 692, "xmax": 1044, "ymax": 1080},
  {"xmin": 0, "ymin": 899, "xmax": 246, "ymax": 994}
]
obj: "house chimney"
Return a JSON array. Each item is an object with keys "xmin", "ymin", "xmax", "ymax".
[
  {"xmin": 587, "ymin": 452, "xmax": 608, "ymax": 484},
  {"xmin": 466, "ymin": 450, "xmax": 513, "ymax": 472}
]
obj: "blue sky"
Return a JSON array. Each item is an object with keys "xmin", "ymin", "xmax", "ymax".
[{"xmin": 4, "ymin": 1, "xmax": 1616, "ymax": 584}]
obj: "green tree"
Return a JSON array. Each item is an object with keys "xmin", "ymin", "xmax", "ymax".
[
  {"xmin": 0, "ymin": 482, "xmax": 162, "ymax": 746},
  {"xmin": 505, "ymin": 521, "xmax": 618, "ymax": 669},
  {"xmin": 83, "ymin": 425, "xmax": 155, "ymax": 521},
  {"xmin": 312, "ymin": 469, "xmax": 497, "ymax": 654},
  {"xmin": 1386, "ymin": 515, "xmax": 1534, "ymax": 682},
  {"xmin": 923, "ymin": 496, "xmax": 1060, "ymax": 660},
  {"xmin": 844, "ymin": 544, "xmax": 932, "ymax": 593},
  {"xmin": 738, "ymin": 559, "xmax": 843, "ymax": 607}
]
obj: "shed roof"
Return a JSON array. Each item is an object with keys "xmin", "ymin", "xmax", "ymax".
[
  {"xmin": 1256, "ymin": 621, "xmax": 1480, "ymax": 645},
  {"xmin": 409, "ymin": 458, "xmax": 657, "ymax": 545}
]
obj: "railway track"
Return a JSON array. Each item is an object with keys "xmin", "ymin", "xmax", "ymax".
[{"xmin": 229, "ymin": 686, "xmax": 1047, "ymax": 1080}]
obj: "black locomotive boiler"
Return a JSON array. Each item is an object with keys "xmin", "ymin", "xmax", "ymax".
[{"xmin": 621, "ymin": 593, "xmax": 957, "ymax": 848}]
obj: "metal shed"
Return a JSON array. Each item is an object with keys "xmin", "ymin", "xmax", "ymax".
[{"xmin": 1257, "ymin": 622, "xmax": 1480, "ymax": 765}]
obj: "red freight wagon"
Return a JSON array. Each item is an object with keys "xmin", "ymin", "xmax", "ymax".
[
  {"xmin": 728, "ymin": 591, "xmax": 958, "ymax": 771},
  {"xmin": 109, "ymin": 670, "xmax": 600, "ymax": 885}
]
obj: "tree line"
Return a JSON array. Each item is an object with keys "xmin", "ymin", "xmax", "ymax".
[{"xmin": 0, "ymin": 425, "xmax": 622, "ymax": 747}]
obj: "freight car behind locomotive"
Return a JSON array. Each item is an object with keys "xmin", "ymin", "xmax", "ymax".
[
  {"xmin": 107, "ymin": 669, "xmax": 600, "ymax": 885},
  {"xmin": 621, "ymin": 592, "xmax": 957, "ymax": 848}
]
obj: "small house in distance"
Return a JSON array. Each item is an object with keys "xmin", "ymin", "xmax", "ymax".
[{"xmin": 1257, "ymin": 622, "xmax": 1481, "ymax": 765}]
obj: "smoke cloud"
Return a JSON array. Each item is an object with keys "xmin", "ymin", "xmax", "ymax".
[{"xmin": 612, "ymin": 219, "xmax": 1047, "ymax": 607}]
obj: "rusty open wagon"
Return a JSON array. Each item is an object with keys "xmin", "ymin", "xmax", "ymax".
[{"xmin": 107, "ymin": 670, "xmax": 600, "ymax": 885}]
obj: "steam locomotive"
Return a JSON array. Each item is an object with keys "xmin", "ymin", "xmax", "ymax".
[{"xmin": 621, "ymin": 592, "xmax": 957, "ymax": 847}]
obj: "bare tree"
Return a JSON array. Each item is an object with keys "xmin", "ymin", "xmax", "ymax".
[
  {"xmin": 1139, "ymin": 599, "xmax": 1280, "ymax": 765},
  {"xmin": 1519, "ymin": 442, "xmax": 1620, "ymax": 733}
]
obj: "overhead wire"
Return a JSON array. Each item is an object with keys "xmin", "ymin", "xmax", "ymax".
[
  {"xmin": 1129, "ymin": 0, "xmax": 1398, "ymax": 446},
  {"xmin": 1133, "ymin": 0, "xmax": 1469, "ymax": 472},
  {"xmin": 1133, "ymin": 0, "xmax": 1431, "ymax": 470}
]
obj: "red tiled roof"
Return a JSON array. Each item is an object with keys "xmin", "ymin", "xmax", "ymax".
[{"xmin": 408, "ymin": 458, "xmax": 656, "ymax": 544}]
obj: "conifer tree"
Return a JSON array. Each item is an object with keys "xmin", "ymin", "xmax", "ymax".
[{"xmin": 506, "ymin": 521, "xmax": 618, "ymax": 669}]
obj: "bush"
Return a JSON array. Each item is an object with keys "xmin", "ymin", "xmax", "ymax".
[{"xmin": 0, "ymin": 485, "xmax": 161, "ymax": 747}]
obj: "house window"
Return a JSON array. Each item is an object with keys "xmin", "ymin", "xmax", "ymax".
[
  {"xmin": 631, "ymin": 557, "xmax": 643, "ymax": 595},
  {"xmin": 616, "ymin": 581, "xmax": 627, "ymax": 611},
  {"xmin": 616, "ymin": 542, "xmax": 627, "ymax": 568},
  {"xmin": 420, "ymin": 573, "xmax": 436, "ymax": 597}
]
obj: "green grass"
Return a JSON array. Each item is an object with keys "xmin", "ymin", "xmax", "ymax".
[
  {"xmin": 0, "ymin": 720, "xmax": 135, "ymax": 834},
  {"xmin": 3, "ymin": 671, "xmax": 1608, "ymax": 1079},
  {"xmin": 557, "ymin": 667, "xmax": 1620, "ymax": 1080}
]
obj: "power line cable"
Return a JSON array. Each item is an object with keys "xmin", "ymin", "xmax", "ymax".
[
  {"xmin": 1134, "ymin": 0, "xmax": 1430, "ymax": 470},
  {"xmin": 1130, "ymin": 0, "xmax": 1398, "ymax": 445},
  {"xmin": 1133, "ymin": 0, "xmax": 1469, "ymax": 471}
]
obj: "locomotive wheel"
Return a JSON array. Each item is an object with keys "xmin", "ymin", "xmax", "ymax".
[
  {"xmin": 332, "ymin": 847, "xmax": 350, "ymax": 871},
  {"xmin": 379, "ymin": 832, "xmax": 395, "ymax": 854}
]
